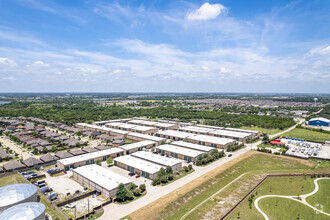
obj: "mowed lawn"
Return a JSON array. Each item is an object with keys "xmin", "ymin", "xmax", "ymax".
[
  {"xmin": 0, "ymin": 174, "xmax": 66, "ymax": 220},
  {"xmin": 226, "ymin": 176, "xmax": 317, "ymax": 220},
  {"xmin": 143, "ymin": 153, "xmax": 322, "ymax": 220},
  {"xmin": 306, "ymin": 179, "xmax": 330, "ymax": 213},
  {"xmin": 239, "ymin": 126, "xmax": 282, "ymax": 135},
  {"xmin": 259, "ymin": 197, "xmax": 329, "ymax": 220},
  {"xmin": 281, "ymin": 128, "xmax": 330, "ymax": 142}
]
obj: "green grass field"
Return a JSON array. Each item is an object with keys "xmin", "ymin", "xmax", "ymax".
[
  {"xmin": 306, "ymin": 179, "xmax": 330, "ymax": 213},
  {"xmin": 259, "ymin": 197, "xmax": 329, "ymax": 220},
  {"xmin": 227, "ymin": 177, "xmax": 329, "ymax": 220},
  {"xmin": 281, "ymin": 128, "xmax": 330, "ymax": 142},
  {"xmin": 0, "ymin": 174, "xmax": 66, "ymax": 220},
  {"xmin": 239, "ymin": 126, "xmax": 282, "ymax": 135},
  {"xmin": 157, "ymin": 153, "xmax": 330, "ymax": 220}
]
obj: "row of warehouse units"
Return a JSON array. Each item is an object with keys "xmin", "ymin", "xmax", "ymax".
[
  {"xmin": 57, "ymin": 141, "xmax": 156, "ymax": 171},
  {"xmin": 0, "ymin": 184, "xmax": 45, "ymax": 220}
]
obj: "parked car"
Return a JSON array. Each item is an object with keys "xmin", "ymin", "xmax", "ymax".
[
  {"xmin": 135, "ymin": 175, "xmax": 140, "ymax": 178},
  {"xmin": 40, "ymin": 186, "xmax": 50, "ymax": 193},
  {"xmin": 228, "ymin": 154, "xmax": 232, "ymax": 157},
  {"xmin": 48, "ymin": 192, "xmax": 57, "ymax": 201},
  {"xmin": 128, "ymin": 172, "xmax": 134, "ymax": 176}
]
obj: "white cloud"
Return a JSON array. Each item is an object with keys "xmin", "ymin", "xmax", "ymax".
[
  {"xmin": 186, "ymin": 3, "xmax": 226, "ymax": 21},
  {"xmin": 0, "ymin": 57, "xmax": 16, "ymax": 67},
  {"xmin": 26, "ymin": 61, "xmax": 50, "ymax": 68}
]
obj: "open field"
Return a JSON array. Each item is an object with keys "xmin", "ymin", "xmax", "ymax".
[
  {"xmin": 239, "ymin": 126, "xmax": 282, "ymax": 135},
  {"xmin": 259, "ymin": 197, "xmax": 329, "ymax": 220},
  {"xmin": 281, "ymin": 128, "xmax": 330, "ymax": 142},
  {"xmin": 0, "ymin": 174, "xmax": 66, "ymax": 220},
  {"xmin": 129, "ymin": 151, "xmax": 329, "ymax": 220},
  {"xmin": 306, "ymin": 179, "xmax": 330, "ymax": 213}
]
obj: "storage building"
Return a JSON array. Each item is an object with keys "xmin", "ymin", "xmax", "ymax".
[
  {"xmin": 156, "ymin": 144, "xmax": 204, "ymax": 163},
  {"xmin": 126, "ymin": 132, "xmax": 166, "ymax": 146},
  {"xmin": 208, "ymin": 130, "xmax": 251, "ymax": 142},
  {"xmin": 119, "ymin": 140, "xmax": 156, "ymax": 155},
  {"xmin": 57, "ymin": 147, "xmax": 124, "ymax": 171},
  {"xmin": 171, "ymin": 141, "xmax": 214, "ymax": 154},
  {"xmin": 0, "ymin": 202, "xmax": 45, "ymax": 220},
  {"xmin": 131, "ymin": 151, "xmax": 182, "ymax": 171},
  {"xmin": 186, "ymin": 135, "xmax": 235, "ymax": 149},
  {"xmin": 114, "ymin": 155, "xmax": 163, "ymax": 179},
  {"xmin": 72, "ymin": 164, "xmax": 132, "ymax": 199},
  {"xmin": 155, "ymin": 130, "xmax": 193, "ymax": 141},
  {"xmin": 130, "ymin": 126, "xmax": 158, "ymax": 135},
  {"xmin": 308, "ymin": 117, "xmax": 330, "ymax": 127}
]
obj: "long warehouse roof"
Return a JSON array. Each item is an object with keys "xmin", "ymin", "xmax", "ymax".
[
  {"xmin": 156, "ymin": 144, "xmax": 204, "ymax": 158},
  {"xmin": 209, "ymin": 129, "xmax": 251, "ymax": 138},
  {"xmin": 132, "ymin": 151, "xmax": 182, "ymax": 167},
  {"xmin": 187, "ymin": 134, "xmax": 235, "ymax": 145},
  {"xmin": 127, "ymin": 132, "xmax": 166, "ymax": 142},
  {"xmin": 73, "ymin": 164, "xmax": 132, "ymax": 191},
  {"xmin": 58, "ymin": 147, "xmax": 124, "ymax": 166},
  {"xmin": 114, "ymin": 155, "xmax": 163, "ymax": 174},
  {"xmin": 156, "ymin": 130, "xmax": 193, "ymax": 139},
  {"xmin": 119, "ymin": 140, "xmax": 155, "ymax": 151},
  {"xmin": 76, "ymin": 123, "xmax": 128, "ymax": 135},
  {"xmin": 171, "ymin": 141, "xmax": 214, "ymax": 152},
  {"xmin": 179, "ymin": 126, "xmax": 215, "ymax": 133}
]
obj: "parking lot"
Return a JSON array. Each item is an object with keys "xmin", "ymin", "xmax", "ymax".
[
  {"xmin": 44, "ymin": 171, "xmax": 85, "ymax": 200},
  {"xmin": 281, "ymin": 138, "xmax": 329, "ymax": 160}
]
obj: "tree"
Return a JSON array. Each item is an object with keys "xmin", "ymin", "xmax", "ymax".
[
  {"xmin": 33, "ymin": 148, "xmax": 38, "ymax": 155},
  {"xmin": 165, "ymin": 165, "xmax": 173, "ymax": 174},
  {"xmin": 51, "ymin": 145, "xmax": 57, "ymax": 152},
  {"xmin": 157, "ymin": 167, "xmax": 166, "ymax": 178},
  {"xmin": 42, "ymin": 146, "xmax": 48, "ymax": 154},
  {"xmin": 133, "ymin": 188, "xmax": 141, "ymax": 196},
  {"xmin": 95, "ymin": 160, "xmax": 101, "ymax": 166},
  {"xmin": 183, "ymin": 166, "xmax": 189, "ymax": 172},
  {"xmin": 152, "ymin": 178, "xmax": 160, "ymax": 186},
  {"xmin": 116, "ymin": 183, "xmax": 128, "ymax": 202},
  {"xmin": 106, "ymin": 157, "xmax": 113, "ymax": 165},
  {"xmin": 139, "ymin": 184, "xmax": 146, "ymax": 193},
  {"xmin": 262, "ymin": 134, "xmax": 270, "ymax": 144},
  {"xmin": 128, "ymin": 182, "xmax": 136, "ymax": 191},
  {"xmin": 188, "ymin": 164, "xmax": 193, "ymax": 170}
]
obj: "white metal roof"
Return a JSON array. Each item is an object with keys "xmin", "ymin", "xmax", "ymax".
[
  {"xmin": 180, "ymin": 126, "xmax": 215, "ymax": 134},
  {"xmin": 73, "ymin": 164, "xmax": 132, "ymax": 191},
  {"xmin": 119, "ymin": 140, "xmax": 155, "ymax": 151},
  {"xmin": 118, "ymin": 124, "xmax": 138, "ymax": 129},
  {"xmin": 114, "ymin": 155, "xmax": 163, "ymax": 174},
  {"xmin": 127, "ymin": 132, "xmax": 166, "ymax": 142},
  {"xmin": 156, "ymin": 144, "xmax": 204, "ymax": 158},
  {"xmin": 58, "ymin": 148, "xmax": 124, "ymax": 166},
  {"xmin": 76, "ymin": 123, "xmax": 128, "ymax": 135},
  {"xmin": 140, "ymin": 121, "xmax": 158, "ymax": 126},
  {"xmin": 155, "ymin": 122, "xmax": 177, "ymax": 128},
  {"xmin": 156, "ymin": 130, "xmax": 193, "ymax": 139},
  {"xmin": 105, "ymin": 122, "xmax": 125, "ymax": 127},
  {"xmin": 128, "ymin": 119, "xmax": 145, "ymax": 125},
  {"xmin": 171, "ymin": 141, "xmax": 214, "ymax": 152},
  {"xmin": 309, "ymin": 117, "xmax": 330, "ymax": 123},
  {"xmin": 0, "ymin": 184, "xmax": 37, "ymax": 208},
  {"xmin": 209, "ymin": 129, "xmax": 251, "ymax": 138},
  {"xmin": 131, "ymin": 125, "xmax": 157, "ymax": 132},
  {"xmin": 187, "ymin": 134, "xmax": 235, "ymax": 146},
  {"xmin": 0, "ymin": 202, "xmax": 45, "ymax": 220},
  {"xmin": 132, "ymin": 151, "xmax": 182, "ymax": 167},
  {"xmin": 224, "ymin": 127, "xmax": 259, "ymax": 134}
]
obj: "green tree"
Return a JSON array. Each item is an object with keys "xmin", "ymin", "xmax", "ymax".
[
  {"xmin": 42, "ymin": 146, "xmax": 48, "ymax": 154},
  {"xmin": 95, "ymin": 160, "xmax": 101, "ymax": 166},
  {"xmin": 116, "ymin": 183, "xmax": 128, "ymax": 202},
  {"xmin": 165, "ymin": 165, "xmax": 173, "ymax": 174},
  {"xmin": 33, "ymin": 148, "xmax": 38, "ymax": 155},
  {"xmin": 139, "ymin": 184, "xmax": 146, "ymax": 193},
  {"xmin": 106, "ymin": 157, "xmax": 113, "ymax": 165},
  {"xmin": 128, "ymin": 182, "xmax": 136, "ymax": 191}
]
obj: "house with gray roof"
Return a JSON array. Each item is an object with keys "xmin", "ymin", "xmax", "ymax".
[
  {"xmin": 22, "ymin": 157, "xmax": 43, "ymax": 167},
  {"xmin": 3, "ymin": 161, "xmax": 25, "ymax": 171}
]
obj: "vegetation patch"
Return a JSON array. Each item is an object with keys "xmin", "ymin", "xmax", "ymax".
[
  {"xmin": 306, "ymin": 179, "xmax": 330, "ymax": 213},
  {"xmin": 281, "ymin": 128, "xmax": 330, "ymax": 143}
]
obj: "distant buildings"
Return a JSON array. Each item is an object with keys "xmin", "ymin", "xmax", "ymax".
[{"xmin": 308, "ymin": 117, "xmax": 329, "ymax": 127}]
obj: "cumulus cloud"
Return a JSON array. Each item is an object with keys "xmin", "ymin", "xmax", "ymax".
[
  {"xmin": 0, "ymin": 57, "xmax": 16, "ymax": 67},
  {"xmin": 186, "ymin": 3, "xmax": 226, "ymax": 21},
  {"xmin": 26, "ymin": 61, "xmax": 50, "ymax": 68}
]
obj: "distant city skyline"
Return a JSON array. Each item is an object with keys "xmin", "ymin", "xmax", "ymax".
[{"xmin": 0, "ymin": 0, "xmax": 329, "ymax": 93}]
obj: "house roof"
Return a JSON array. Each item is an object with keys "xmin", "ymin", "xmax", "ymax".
[
  {"xmin": 39, "ymin": 154, "xmax": 57, "ymax": 162},
  {"xmin": 22, "ymin": 157, "xmax": 44, "ymax": 167},
  {"xmin": 82, "ymin": 147, "xmax": 98, "ymax": 153},
  {"xmin": 95, "ymin": 145, "xmax": 109, "ymax": 150},
  {"xmin": 3, "ymin": 161, "xmax": 25, "ymax": 170},
  {"xmin": 55, "ymin": 151, "xmax": 73, "ymax": 159},
  {"xmin": 70, "ymin": 149, "xmax": 85, "ymax": 156}
]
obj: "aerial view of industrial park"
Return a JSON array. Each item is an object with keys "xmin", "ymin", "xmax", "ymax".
[{"xmin": 0, "ymin": 1, "xmax": 329, "ymax": 220}]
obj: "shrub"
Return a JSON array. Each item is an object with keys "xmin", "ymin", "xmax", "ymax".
[
  {"xmin": 139, "ymin": 184, "xmax": 146, "ymax": 193},
  {"xmin": 188, "ymin": 164, "xmax": 193, "ymax": 170},
  {"xmin": 128, "ymin": 182, "xmax": 136, "ymax": 191},
  {"xmin": 183, "ymin": 166, "xmax": 189, "ymax": 172},
  {"xmin": 152, "ymin": 178, "xmax": 161, "ymax": 186},
  {"xmin": 167, "ymin": 174, "xmax": 174, "ymax": 181},
  {"xmin": 95, "ymin": 160, "xmax": 101, "ymax": 166},
  {"xmin": 196, "ymin": 160, "xmax": 202, "ymax": 166},
  {"xmin": 165, "ymin": 165, "xmax": 173, "ymax": 174},
  {"xmin": 160, "ymin": 176, "xmax": 168, "ymax": 183},
  {"xmin": 133, "ymin": 188, "xmax": 141, "ymax": 196},
  {"xmin": 106, "ymin": 157, "xmax": 113, "ymax": 165},
  {"xmin": 116, "ymin": 183, "xmax": 129, "ymax": 202},
  {"xmin": 127, "ymin": 191, "xmax": 134, "ymax": 200}
]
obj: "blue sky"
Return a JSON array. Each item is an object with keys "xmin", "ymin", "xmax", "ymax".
[{"xmin": 0, "ymin": 0, "xmax": 329, "ymax": 93}]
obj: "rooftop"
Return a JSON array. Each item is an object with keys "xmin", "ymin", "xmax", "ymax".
[
  {"xmin": 156, "ymin": 130, "xmax": 193, "ymax": 139},
  {"xmin": 58, "ymin": 148, "xmax": 124, "ymax": 166},
  {"xmin": 132, "ymin": 151, "xmax": 182, "ymax": 167},
  {"xmin": 180, "ymin": 126, "xmax": 215, "ymax": 134},
  {"xmin": 309, "ymin": 117, "xmax": 330, "ymax": 123},
  {"xmin": 156, "ymin": 144, "xmax": 204, "ymax": 158},
  {"xmin": 73, "ymin": 164, "xmax": 132, "ymax": 191},
  {"xmin": 119, "ymin": 140, "xmax": 155, "ymax": 151},
  {"xmin": 187, "ymin": 134, "xmax": 235, "ymax": 145},
  {"xmin": 114, "ymin": 155, "xmax": 163, "ymax": 174},
  {"xmin": 131, "ymin": 125, "xmax": 156, "ymax": 132},
  {"xmin": 209, "ymin": 129, "xmax": 251, "ymax": 138},
  {"xmin": 171, "ymin": 141, "xmax": 214, "ymax": 152}
]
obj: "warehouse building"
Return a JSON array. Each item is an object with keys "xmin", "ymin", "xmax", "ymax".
[
  {"xmin": 156, "ymin": 144, "xmax": 204, "ymax": 163},
  {"xmin": 117, "ymin": 123, "xmax": 138, "ymax": 131},
  {"xmin": 154, "ymin": 122, "xmax": 178, "ymax": 130},
  {"xmin": 155, "ymin": 130, "xmax": 193, "ymax": 141},
  {"xmin": 75, "ymin": 123, "xmax": 128, "ymax": 138},
  {"xmin": 131, "ymin": 151, "xmax": 182, "ymax": 171},
  {"xmin": 127, "ymin": 119, "xmax": 145, "ymax": 125},
  {"xmin": 92, "ymin": 121, "xmax": 110, "ymax": 126},
  {"xmin": 171, "ymin": 141, "xmax": 214, "ymax": 154},
  {"xmin": 208, "ymin": 130, "xmax": 252, "ymax": 142},
  {"xmin": 308, "ymin": 117, "xmax": 330, "ymax": 127},
  {"xmin": 130, "ymin": 125, "xmax": 158, "ymax": 135},
  {"xmin": 126, "ymin": 132, "xmax": 166, "ymax": 145},
  {"xmin": 114, "ymin": 155, "xmax": 163, "ymax": 179},
  {"xmin": 196, "ymin": 124, "xmax": 260, "ymax": 137},
  {"xmin": 179, "ymin": 126, "xmax": 215, "ymax": 135},
  {"xmin": 119, "ymin": 140, "xmax": 156, "ymax": 155},
  {"xmin": 139, "ymin": 121, "xmax": 158, "ymax": 127},
  {"xmin": 0, "ymin": 184, "xmax": 38, "ymax": 212},
  {"xmin": 186, "ymin": 135, "xmax": 235, "ymax": 149},
  {"xmin": 72, "ymin": 164, "xmax": 132, "ymax": 200},
  {"xmin": 57, "ymin": 148, "xmax": 124, "ymax": 171},
  {"xmin": 105, "ymin": 122, "xmax": 124, "ymax": 129}
]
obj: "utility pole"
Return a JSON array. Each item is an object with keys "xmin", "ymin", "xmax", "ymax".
[
  {"xmin": 74, "ymin": 205, "xmax": 76, "ymax": 220},
  {"xmin": 88, "ymin": 198, "xmax": 90, "ymax": 214}
]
